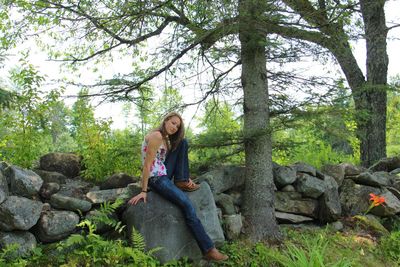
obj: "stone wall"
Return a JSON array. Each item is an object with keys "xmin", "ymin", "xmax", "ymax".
[{"xmin": 1, "ymin": 152, "xmax": 400, "ymax": 262}]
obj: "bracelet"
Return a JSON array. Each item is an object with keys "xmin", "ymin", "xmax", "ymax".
[{"xmin": 141, "ymin": 190, "xmax": 148, "ymax": 193}]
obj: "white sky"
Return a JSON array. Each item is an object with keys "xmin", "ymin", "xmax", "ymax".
[{"xmin": 1, "ymin": 1, "xmax": 399, "ymax": 130}]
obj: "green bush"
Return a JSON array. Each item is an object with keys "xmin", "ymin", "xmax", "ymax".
[{"xmin": 379, "ymin": 231, "xmax": 400, "ymax": 264}]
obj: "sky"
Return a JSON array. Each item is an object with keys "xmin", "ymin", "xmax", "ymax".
[{"xmin": 1, "ymin": 1, "xmax": 399, "ymax": 130}]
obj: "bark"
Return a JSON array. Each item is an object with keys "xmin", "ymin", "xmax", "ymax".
[
  {"xmin": 357, "ymin": 0, "xmax": 388, "ymax": 166},
  {"xmin": 239, "ymin": 0, "xmax": 281, "ymax": 243}
]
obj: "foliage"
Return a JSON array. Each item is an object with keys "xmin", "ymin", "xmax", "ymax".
[
  {"xmin": 191, "ymin": 99, "xmax": 243, "ymax": 172},
  {"xmin": 0, "ymin": 61, "xmax": 54, "ymax": 167},
  {"xmin": 386, "ymin": 81, "xmax": 400, "ymax": 156},
  {"xmin": 71, "ymin": 89, "xmax": 142, "ymax": 180},
  {"xmin": 379, "ymin": 231, "xmax": 400, "ymax": 264}
]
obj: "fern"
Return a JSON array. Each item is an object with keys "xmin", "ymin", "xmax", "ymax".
[
  {"xmin": 131, "ymin": 226, "xmax": 146, "ymax": 252},
  {"xmin": 88, "ymin": 198, "xmax": 126, "ymax": 233}
]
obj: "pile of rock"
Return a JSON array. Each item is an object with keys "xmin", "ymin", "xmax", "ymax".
[
  {"xmin": 196, "ymin": 157, "xmax": 400, "ymax": 239},
  {"xmin": 0, "ymin": 153, "xmax": 140, "ymax": 256},
  {"xmin": 1, "ymin": 152, "xmax": 400, "ymax": 263}
]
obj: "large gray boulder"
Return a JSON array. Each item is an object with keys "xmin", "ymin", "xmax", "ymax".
[
  {"xmin": 196, "ymin": 166, "xmax": 246, "ymax": 195},
  {"xmin": 39, "ymin": 152, "xmax": 82, "ymax": 178},
  {"xmin": 295, "ymin": 173, "xmax": 326, "ymax": 199},
  {"xmin": 4, "ymin": 166, "xmax": 43, "ymax": 198},
  {"xmin": 0, "ymin": 196, "xmax": 43, "ymax": 231},
  {"xmin": 0, "ymin": 231, "xmax": 37, "ymax": 256},
  {"xmin": 122, "ymin": 182, "xmax": 224, "ymax": 263},
  {"xmin": 33, "ymin": 210, "xmax": 80, "ymax": 243}
]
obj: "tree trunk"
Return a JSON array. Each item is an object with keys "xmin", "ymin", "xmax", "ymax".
[
  {"xmin": 357, "ymin": 0, "xmax": 388, "ymax": 167},
  {"xmin": 238, "ymin": 0, "xmax": 281, "ymax": 243}
]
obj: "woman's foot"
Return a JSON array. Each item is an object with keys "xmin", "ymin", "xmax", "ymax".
[
  {"xmin": 175, "ymin": 178, "xmax": 200, "ymax": 192},
  {"xmin": 204, "ymin": 248, "xmax": 229, "ymax": 262}
]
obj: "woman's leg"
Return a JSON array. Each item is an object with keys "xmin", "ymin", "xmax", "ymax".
[
  {"xmin": 165, "ymin": 139, "xmax": 199, "ymax": 191},
  {"xmin": 148, "ymin": 175, "xmax": 214, "ymax": 254}
]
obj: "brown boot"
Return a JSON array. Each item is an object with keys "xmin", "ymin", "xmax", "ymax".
[
  {"xmin": 175, "ymin": 179, "xmax": 200, "ymax": 192},
  {"xmin": 204, "ymin": 248, "xmax": 229, "ymax": 262}
]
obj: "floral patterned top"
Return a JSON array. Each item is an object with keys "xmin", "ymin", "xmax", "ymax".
[{"xmin": 141, "ymin": 139, "xmax": 167, "ymax": 177}]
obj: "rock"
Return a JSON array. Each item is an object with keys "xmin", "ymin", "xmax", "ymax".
[
  {"xmin": 39, "ymin": 182, "xmax": 60, "ymax": 199},
  {"xmin": 321, "ymin": 164, "xmax": 345, "ymax": 186},
  {"xmin": 86, "ymin": 187, "xmax": 132, "ymax": 204},
  {"xmin": 274, "ymin": 192, "xmax": 318, "ymax": 218},
  {"xmin": 33, "ymin": 210, "xmax": 79, "ymax": 243},
  {"xmin": 39, "ymin": 152, "xmax": 82, "ymax": 178},
  {"xmin": 386, "ymin": 186, "xmax": 400, "ymax": 200},
  {"xmin": 353, "ymin": 215, "xmax": 389, "ymax": 235},
  {"xmin": 0, "ymin": 171, "xmax": 8, "ymax": 205},
  {"xmin": 34, "ymin": 169, "xmax": 67, "ymax": 184},
  {"xmin": 0, "ymin": 196, "xmax": 43, "ymax": 231},
  {"xmin": 50, "ymin": 193, "xmax": 92, "ymax": 212},
  {"xmin": 275, "ymin": 211, "xmax": 314, "ymax": 224},
  {"xmin": 273, "ymin": 166, "xmax": 297, "ymax": 188},
  {"xmin": 351, "ymin": 172, "xmax": 391, "ymax": 187},
  {"xmin": 295, "ymin": 173, "xmax": 326, "ymax": 198},
  {"xmin": 370, "ymin": 190, "xmax": 400, "ymax": 217},
  {"xmin": 329, "ymin": 221, "xmax": 344, "ymax": 231},
  {"xmin": 223, "ymin": 214, "xmax": 242, "ymax": 240},
  {"xmin": 369, "ymin": 156, "xmax": 400, "ymax": 173},
  {"xmin": 122, "ymin": 182, "xmax": 224, "ymax": 263},
  {"xmin": 196, "ymin": 166, "xmax": 246, "ymax": 195},
  {"xmin": 4, "ymin": 165, "xmax": 43, "ymax": 198},
  {"xmin": 99, "ymin": 173, "xmax": 139, "ymax": 190},
  {"xmin": 293, "ymin": 162, "xmax": 317, "ymax": 176},
  {"xmin": 0, "ymin": 231, "xmax": 37, "ymax": 256},
  {"xmin": 390, "ymin": 168, "xmax": 400, "ymax": 175},
  {"xmin": 318, "ymin": 175, "xmax": 341, "ymax": 223},
  {"xmin": 281, "ymin": 185, "xmax": 296, "ymax": 192},
  {"xmin": 57, "ymin": 179, "xmax": 94, "ymax": 199},
  {"xmin": 339, "ymin": 179, "xmax": 381, "ymax": 216},
  {"xmin": 215, "ymin": 193, "xmax": 236, "ymax": 215},
  {"xmin": 340, "ymin": 163, "xmax": 365, "ymax": 177},
  {"xmin": 373, "ymin": 171, "xmax": 397, "ymax": 185}
]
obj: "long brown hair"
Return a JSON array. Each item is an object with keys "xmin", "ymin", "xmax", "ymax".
[{"xmin": 156, "ymin": 112, "xmax": 185, "ymax": 151}]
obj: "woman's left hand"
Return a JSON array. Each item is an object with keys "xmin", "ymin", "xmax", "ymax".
[{"xmin": 128, "ymin": 192, "xmax": 147, "ymax": 205}]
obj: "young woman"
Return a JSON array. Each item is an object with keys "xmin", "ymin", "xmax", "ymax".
[{"xmin": 128, "ymin": 112, "xmax": 228, "ymax": 262}]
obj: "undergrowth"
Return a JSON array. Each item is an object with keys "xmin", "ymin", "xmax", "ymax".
[{"xmin": 1, "ymin": 219, "xmax": 398, "ymax": 266}]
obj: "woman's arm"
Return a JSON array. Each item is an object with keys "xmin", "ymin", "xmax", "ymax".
[{"xmin": 128, "ymin": 131, "xmax": 163, "ymax": 205}]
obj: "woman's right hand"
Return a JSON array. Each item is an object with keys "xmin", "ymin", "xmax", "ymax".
[{"xmin": 128, "ymin": 192, "xmax": 147, "ymax": 205}]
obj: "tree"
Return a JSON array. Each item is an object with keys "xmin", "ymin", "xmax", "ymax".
[
  {"xmin": 260, "ymin": 0, "xmax": 394, "ymax": 166},
  {"xmin": 4, "ymin": 0, "xmax": 282, "ymax": 241}
]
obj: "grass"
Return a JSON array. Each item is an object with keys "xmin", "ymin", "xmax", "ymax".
[{"xmin": 0, "ymin": 226, "xmax": 398, "ymax": 267}]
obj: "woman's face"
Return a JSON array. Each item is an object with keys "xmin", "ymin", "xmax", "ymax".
[{"xmin": 164, "ymin": 116, "xmax": 181, "ymax": 136}]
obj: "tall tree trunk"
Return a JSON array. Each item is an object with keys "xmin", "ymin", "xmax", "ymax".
[
  {"xmin": 239, "ymin": 0, "xmax": 280, "ymax": 242},
  {"xmin": 357, "ymin": 0, "xmax": 388, "ymax": 166}
]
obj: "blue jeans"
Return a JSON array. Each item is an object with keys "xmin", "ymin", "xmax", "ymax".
[
  {"xmin": 164, "ymin": 138, "xmax": 190, "ymax": 182},
  {"xmin": 148, "ymin": 139, "xmax": 214, "ymax": 254}
]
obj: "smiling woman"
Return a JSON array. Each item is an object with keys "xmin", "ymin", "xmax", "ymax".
[{"xmin": 127, "ymin": 111, "xmax": 228, "ymax": 262}]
